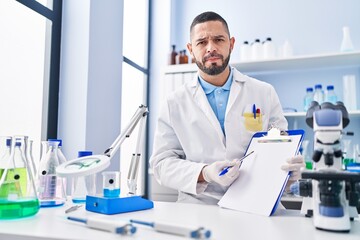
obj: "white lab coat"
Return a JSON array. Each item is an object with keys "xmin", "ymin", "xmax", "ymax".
[{"xmin": 150, "ymin": 67, "xmax": 288, "ymax": 204}]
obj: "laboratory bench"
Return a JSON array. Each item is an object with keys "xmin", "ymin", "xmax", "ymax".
[{"xmin": 0, "ymin": 200, "xmax": 359, "ymax": 240}]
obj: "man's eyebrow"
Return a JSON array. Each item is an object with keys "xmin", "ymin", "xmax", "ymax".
[{"xmin": 195, "ymin": 35, "xmax": 226, "ymax": 42}]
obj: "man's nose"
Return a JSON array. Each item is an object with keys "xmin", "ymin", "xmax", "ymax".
[{"xmin": 206, "ymin": 41, "xmax": 217, "ymax": 53}]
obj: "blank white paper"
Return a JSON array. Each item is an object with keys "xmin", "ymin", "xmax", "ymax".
[{"xmin": 218, "ymin": 134, "xmax": 302, "ymax": 216}]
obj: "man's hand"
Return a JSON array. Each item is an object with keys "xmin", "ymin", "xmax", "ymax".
[
  {"xmin": 201, "ymin": 160, "xmax": 241, "ymax": 187},
  {"xmin": 281, "ymin": 155, "xmax": 306, "ymax": 181}
]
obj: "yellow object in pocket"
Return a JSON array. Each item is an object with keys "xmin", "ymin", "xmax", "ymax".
[{"xmin": 243, "ymin": 112, "xmax": 263, "ymax": 132}]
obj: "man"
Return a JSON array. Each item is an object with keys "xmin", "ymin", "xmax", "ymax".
[{"xmin": 150, "ymin": 11, "xmax": 304, "ymax": 204}]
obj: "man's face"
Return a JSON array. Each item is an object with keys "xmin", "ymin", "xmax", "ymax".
[{"xmin": 187, "ymin": 21, "xmax": 234, "ymax": 76}]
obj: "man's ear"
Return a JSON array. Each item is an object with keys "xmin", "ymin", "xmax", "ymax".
[
  {"xmin": 186, "ymin": 43, "xmax": 193, "ymax": 55},
  {"xmin": 230, "ymin": 37, "xmax": 235, "ymax": 52}
]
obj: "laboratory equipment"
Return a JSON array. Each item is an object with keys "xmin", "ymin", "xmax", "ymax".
[
  {"xmin": 0, "ymin": 136, "xmax": 40, "ymax": 219},
  {"xmin": 313, "ymin": 84, "xmax": 324, "ymax": 105},
  {"xmin": 297, "ymin": 101, "xmax": 360, "ymax": 232},
  {"xmin": 301, "ymin": 140, "xmax": 312, "ymax": 170},
  {"xmin": 340, "ymin": 26, "xmax": 354, "ymax": 52},
  {"xmin": 303, "ymin": 87, "xmax": 314, "ymax": 111},
  {"xmin": 102, "ymin": 171, "xmax": 120, "ymax": 197},
  {"xmin": 130, "ymin": 219, "xmax": 211, "ymax": 239},
  {"xmin": 67, "ymin": 216, "xmax": 137, "ymax": 235},
  {"xmin": 169, "ymin": 44, "xmax": 178, "ymax": 65},
  {"xmin": 71, "ymin": 151, "xmax": 96, "ymax": 203},
  {"xmin": 65, "ymin": 204, "xmax": 82, "ymax": 213},
  {"xmin": 240, "ymin": 41, "xmax": 251, "ymax": 61},
  {"xmin": 57, "ymin": 105, "xmax": 153, "ymax": 214},
  {"xmin": 251, "ymin": 39, "xmax": 262, "ymax": 60},
  {"xmin": 342, "ymin": 136, "xmax": 355, "ymax": 170},
  {"xmin": 263, "ymin": 37, "xmax": 276, "ymax": 59},
  {"xmin": 37, "ymin": 140, "xmax": 66, "ymax": 207},
  {"xmin": 281, "ymin": 40, "xmax": 293, "ymax": 58},
  {"xmin": 325, "ymin": 85, "xmax": 337, "ymax": 104},
  {"xmin": 343, "ymin": 75, "xmax": 357, "ymax": 111}
]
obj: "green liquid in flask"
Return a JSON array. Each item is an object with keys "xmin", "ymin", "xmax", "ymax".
[{"xmin": 0, "ymin": 198, "xmax": 39, "ymax": 219}]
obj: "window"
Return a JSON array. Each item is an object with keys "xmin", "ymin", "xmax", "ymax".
[
  {"xmin": 120, "ymin": 0, "xmax": 150, "ymax": 196},
  {"xmin": 0, "ymin": 0, "xmax": 61, "ymax": 164}
]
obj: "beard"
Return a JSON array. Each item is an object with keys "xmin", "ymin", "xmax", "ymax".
[{"xmin": 195, "ymin": 51, "xmax": 231, "ymax": 76}]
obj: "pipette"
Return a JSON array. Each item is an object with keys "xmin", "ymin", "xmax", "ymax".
[
  {"xmin": 67, "ymin": 216, "xmax": 136, "ymax": 235},
  {"xmin": 130, "ymin": 219, "xmax": 211, "ymax": 239}
]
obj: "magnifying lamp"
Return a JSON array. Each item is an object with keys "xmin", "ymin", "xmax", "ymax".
[{"xmin": 56, "ymin": 105, "xmax": 154, "ymax": 214}]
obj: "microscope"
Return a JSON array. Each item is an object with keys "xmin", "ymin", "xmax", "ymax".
[{"xmin": 297, "ymin": 101, "xmax": 360, "ymax": 232}]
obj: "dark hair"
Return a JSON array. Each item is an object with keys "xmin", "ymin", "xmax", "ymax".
[{"xmin": 190, "ymin": 11, "xmax": 230, "ymax": 37}]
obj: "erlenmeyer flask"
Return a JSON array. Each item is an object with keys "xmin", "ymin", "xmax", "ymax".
[
  {"xmin": 0, "ymin": 137, "xmax": 40, "ymax": 219},
  {"xmin": 37, "ymin": 141, "xmax": 66, "ymax": 207}
]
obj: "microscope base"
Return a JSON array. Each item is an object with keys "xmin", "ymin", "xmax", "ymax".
[{"xmin": 85, "ymin": 195, "xmax": 154, "ymax": 215}]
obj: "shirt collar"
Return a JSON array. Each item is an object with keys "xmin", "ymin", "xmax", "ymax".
[{"xmin": 198, "ymin": 67, "xmax": 233, "ymax": 94}]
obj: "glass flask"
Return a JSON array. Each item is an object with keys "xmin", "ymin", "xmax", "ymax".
[
  {"xmin": 0, "ymin": 136, "xmax": 40, "ymax": 219},
  {"xmin": 37, "ymin": 141, "xmax": 66, "ymax": 207}
]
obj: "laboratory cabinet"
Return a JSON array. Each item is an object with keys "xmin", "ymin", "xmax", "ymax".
[{"xmin": 150, "ymin": 51, "xmax": 360, "ymax": 202}]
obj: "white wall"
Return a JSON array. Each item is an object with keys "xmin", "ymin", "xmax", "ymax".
[{"xmin": 59, "ymin": 0, "xmax": 123, "ymax": 192}]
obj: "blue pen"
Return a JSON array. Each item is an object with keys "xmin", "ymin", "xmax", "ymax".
[
  {"xmin": 252, "ymin": 104, "xmax": 256, "ymax": 119},
  {"xmin": 219, "ymin": 150, "xmax": 255, "ymax": 176}
]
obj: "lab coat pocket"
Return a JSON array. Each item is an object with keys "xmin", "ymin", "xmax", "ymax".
[{"xmin": 243, "ymin": 112, "xmax": 263, "ymax": 132}]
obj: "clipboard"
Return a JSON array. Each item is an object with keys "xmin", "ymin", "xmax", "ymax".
[{"xmin": 218, "ymin": 129, "xmax": 305, "ymax": 216}]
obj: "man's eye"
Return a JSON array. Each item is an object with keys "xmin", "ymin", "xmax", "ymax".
[{"xmin": 197, "ymin": 41, "xmax": 204, "ymax": 46}]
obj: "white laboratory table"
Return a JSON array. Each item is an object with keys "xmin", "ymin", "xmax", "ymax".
[{"xmin": 0, "ymin": 201, "xmax": 359, "ymax": 240}]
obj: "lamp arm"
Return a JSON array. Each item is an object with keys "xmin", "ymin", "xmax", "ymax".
[
  {"xmin": 103, "ymin": 105, "xmax": 148, "ymax": 159},
  {"xmin": 127, "ymin": 113, "xmax": 147, "ymax": 195}
]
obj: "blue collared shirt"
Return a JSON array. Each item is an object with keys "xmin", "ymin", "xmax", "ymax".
[{"xmin": 198, "ymin": 69, "xmax": 233, "ymax": 134}]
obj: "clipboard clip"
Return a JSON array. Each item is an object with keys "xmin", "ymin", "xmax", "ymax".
[{"xmin": 258, "ymin": 127, "xmax": 291, "ymax": 143}]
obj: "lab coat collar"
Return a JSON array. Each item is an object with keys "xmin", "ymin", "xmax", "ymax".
[{"xmin": 225, "ymin": 67, "xmax": 248, "ymax": 116}]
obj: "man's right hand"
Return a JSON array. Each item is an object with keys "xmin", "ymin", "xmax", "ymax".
[{"xmin": 201, "ymin": 160, "xmax": 241, "ymax": 187}]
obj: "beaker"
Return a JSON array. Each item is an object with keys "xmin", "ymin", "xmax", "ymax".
[
  {"xmin": 0, "ymin": 136, "xmax": 40, "ymax": 219},
  {"xmin": 37, "ymin": 141, "xmax": 66, "ymax": 207},
  {"xmin": 102, "ymin": 171, "xmax": 120, "ymax": 198}
]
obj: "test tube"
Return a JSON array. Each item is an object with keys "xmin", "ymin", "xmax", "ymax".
[{"xmin": 102, "ymin": 171, "xmax": 120, "ymax": 198}]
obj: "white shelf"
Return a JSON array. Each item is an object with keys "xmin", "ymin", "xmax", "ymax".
[
  {"xmin": 284, "ymin": 110, "xmax": 360, "ymax": 117},
  {"xmin": 164, "ymin": 51, "xmax": 360, "ymax": 75}
]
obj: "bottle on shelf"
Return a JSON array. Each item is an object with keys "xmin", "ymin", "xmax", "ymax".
[
  {"xmin": 263, "ymin": 37, "xmax": 276, "ymax": 59},
  {"xmin": 169, "ymin": 45, "xmax": 178, "ymax": 65},
  {"xmin": 325, "ymin": 85, "xmax": 337, "ymax": 104},
  {"xmin": 303, "ymin": 87, "xmax": 314, "ymax": 111},
  {"xmin": 313, "ymin": 84, "xmax": 324, "ymax": 105},
  {"xmin": 175, "ymin": 50, "xmax": 183, "ymax": 65},
  {"xmin": 251, "ymin": 39, "xmax": 262, "ymax": 60},
  {"xmin": 340, "ymin": 26, "xmax": 354, "ymax": 52},
  {"xmin": 240, "ymin": 41, "xmax": 251, "ymax": 61},
  {"xmin": 180, "ymin": 50, "xmax": 188, "ymax": 64},
  {"xmin": 281, "ymin": 40, "xmax": 293, "ymax": 58}
]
